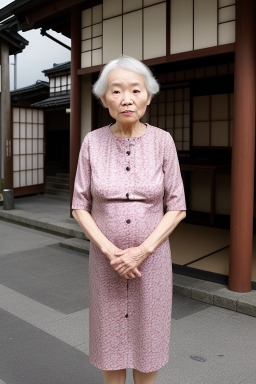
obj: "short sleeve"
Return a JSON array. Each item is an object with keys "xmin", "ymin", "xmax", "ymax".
[
  {"xmin": 163, "ymin": 133, "xmax": 186, "ymax": 213},
  {"xmin": 71, "ymin": 133, "xmax": 92, "ymax": 212}
]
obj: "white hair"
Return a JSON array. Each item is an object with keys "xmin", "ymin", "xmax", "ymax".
[{"xmin": 92, "ymin": 54, "xmax": 160, "ymax": 99}]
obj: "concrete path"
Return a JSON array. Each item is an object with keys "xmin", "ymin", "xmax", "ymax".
[{"xmin": 0, "ymin": 220, "xmax": 256, "ymax": 383}]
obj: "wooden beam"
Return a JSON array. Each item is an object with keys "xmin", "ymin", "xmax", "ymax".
[
  {"xmin": 22, "ymin": 0, "xmax": 100, "ymax": 26},
  {"xmin": 24, "ymin": 0, "xmax": 83, "ymax": 25},
  {"xmin": 70, "ymin": 5, "xmax": 81, "ymax": 218},
  {"xmin": 77, "ymin": 43, "xmax": 235, "ymax": 76},
  {"xmin": 229, "ymin": 0, "xmax": 256, "ymax": 292}
]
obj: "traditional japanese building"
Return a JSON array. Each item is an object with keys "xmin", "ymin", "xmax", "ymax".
[{"xmin": 0, "ymin": 0, "xmax": 255, "ymax": 293}]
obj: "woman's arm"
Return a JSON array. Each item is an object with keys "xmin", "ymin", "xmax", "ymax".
[
  {"xmin": 72, "ymin": 209, "xmax": 142, "ymax": 279},
  {"xmin": 72, "ymin": 209, "xmax": 118, "ymax": 260},
  {"xmin": 139, "ymin": 210, "xmax": 186, "ymax": 262}
]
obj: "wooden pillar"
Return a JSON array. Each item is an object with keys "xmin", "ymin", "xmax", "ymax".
[
  {"xmin": 229, "ymin": 0, "xmax": 256, "ymax": 292},
  {"xmin": 70, "ymin": 6, "xmax": 81, "ymax": 217},
  {"xmin": 0, "ymin": 40, "xmax": 12, "ymax": 188}
]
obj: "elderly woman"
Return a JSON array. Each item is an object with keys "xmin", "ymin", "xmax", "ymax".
[{"xmin": 72, "ymin": 55, "xmax": 186, "ymax": 384}]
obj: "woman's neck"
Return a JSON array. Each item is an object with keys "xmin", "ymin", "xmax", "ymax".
[{"xmin": 110, "ymin": 121, "xmax": 146, "ymax": 138}]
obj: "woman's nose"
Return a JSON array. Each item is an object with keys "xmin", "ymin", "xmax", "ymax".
[{"xmin": 121, "ymin": 93, "xmax": 133, "ymax": 105}]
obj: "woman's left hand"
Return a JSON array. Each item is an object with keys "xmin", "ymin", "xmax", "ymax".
[{"xmin": 110, "ymin": 246, "xmax": 149, "ymax": 278}]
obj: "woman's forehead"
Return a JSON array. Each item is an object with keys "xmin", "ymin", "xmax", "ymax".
[{"xmin": 107, "ymin": 68, "xmax": 145, "ymax": 86}]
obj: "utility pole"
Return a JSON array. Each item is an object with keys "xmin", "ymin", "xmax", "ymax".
[
  {"xmin": 14, "ymin": 54, "xmax": 17, "ymax": 90},
  {"xmin": 1, "ymin": 40, "xmax": 12, "ymax": 188}
]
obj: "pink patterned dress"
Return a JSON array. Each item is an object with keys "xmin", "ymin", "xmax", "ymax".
[{"xmin": 71, "ymin": 123, "xmax": 186, "ymax": 373}]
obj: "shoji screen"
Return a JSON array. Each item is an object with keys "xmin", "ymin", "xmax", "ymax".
[
  {"xmin": 170, "ymin": 0, "xmax": 236, "ymax": 54},
  {"xmin": 12, "ymin": 106, "xmax": 45, "ymax": 194}
]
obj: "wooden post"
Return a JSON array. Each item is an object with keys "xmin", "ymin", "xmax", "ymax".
[
  {"xmin": 1, "ymin": 40, "xmax": 12, "ymax": 189},
  {"xmin": 229, "ymin": 0, "xmax": 256, "ymax": 292},
  {"xmin": 70, "ymin": 6, "xmax": 81, "ymax": 217}
]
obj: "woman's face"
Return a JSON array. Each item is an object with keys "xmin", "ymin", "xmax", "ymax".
[{"xmin": 100, "ymin": 68, "xmax": 151, "ymax": 125}]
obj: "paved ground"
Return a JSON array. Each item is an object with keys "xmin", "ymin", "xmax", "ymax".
[{"xmin": 0, "ymin": 219, "xmax": 256, "ymax": 384}]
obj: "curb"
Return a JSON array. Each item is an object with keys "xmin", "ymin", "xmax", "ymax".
[
  {"xmin": 0, "ymin": 208, "xmax": 87, "ymax": 239},
  {"xmin": 59, "ymin": 237, "xmax": 90, "ymax": 254},
  {"xmin": 173, "ymin": 274, "xmax": 256, "ymax": 318}
]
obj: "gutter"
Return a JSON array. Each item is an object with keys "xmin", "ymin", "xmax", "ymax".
[{"xmin": 40, "ymin": 28, "xmax": 71, "ymax": 51}]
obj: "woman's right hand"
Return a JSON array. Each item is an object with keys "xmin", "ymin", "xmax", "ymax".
[{"xmin": 107, "ymin": 245, "xmax": 141, "ymax": 280}]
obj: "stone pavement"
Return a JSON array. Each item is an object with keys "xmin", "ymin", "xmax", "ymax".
[
  {"xmin": 0, "ymin": 219, "xmax": 256, "ymax": 383},
  {"xmin": 0, "ymin": 193, "xmax": 255, "ymax": 319}
]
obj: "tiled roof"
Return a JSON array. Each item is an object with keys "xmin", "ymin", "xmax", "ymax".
[
  {"xmin": 11, "ymin": 80, "xmax": 49, "ymax": 95},
  {"xmin": 32, "ymin": 95, "xmax": 70, "ymax": 108},
  {"xmin": 43, "ymin": 61, "xmax": 70, "ymax": 76},
  {"xmin": 0, "ymin": 15, "xmax": 28, "ymax": 54}
]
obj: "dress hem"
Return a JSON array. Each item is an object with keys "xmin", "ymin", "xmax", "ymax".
[{"xmin": 89, "ymin": 357, "xmax": 169, "ymax": 373}]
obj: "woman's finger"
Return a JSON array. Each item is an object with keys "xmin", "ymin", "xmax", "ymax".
[
  {"xmin": 133, "ymin": 267, "xmax": 142, "ymax": 277},
  {"xmin": 114, "ymin": 249, "xmax": 127, "ymax": 255},
  {"xmin": 110, "ymin": 258, "xmax": 123, "ymax": 265},
  {"xmin": 115, "ymin": 264, "xmax": 125, "ymax": 272},
  {"xmin": 119, "ymin": 265, "xmax": 132, "ymax": 276},
  {"xmin": 119, "ymin": 263, "xmax": 134, "ymax": 274}
]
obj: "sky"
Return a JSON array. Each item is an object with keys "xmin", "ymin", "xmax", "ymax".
[{"xmin": 1, "ymin": 0, "xmax": 71, "ymax": 91}]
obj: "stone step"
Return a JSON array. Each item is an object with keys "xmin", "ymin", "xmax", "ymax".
[
  {"xmin": 56, "ymin": 173, "xmax": 70, "ymax": 180},
  {"xmin": 46, "ymin": 181, "xmax": 70, "ymax": 190},
  {"xmin": 59, "ymin": 237, "xmax": 90, "ymax": 255},
  {"xmin": 43, "ymin": 192, "xmax": 70, "ymax": 201},
  {"xmin": 46, "ymin": 175, "xmax": 70, "ymax": 184},
  {"xmin": 45, "ymin": 187, "xmax": 70, "ymax": 198}
]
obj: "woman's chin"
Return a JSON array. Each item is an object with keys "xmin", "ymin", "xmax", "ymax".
[{"xmin": 116, "ymin": 116, "xmax": 142, "ymax": 125}]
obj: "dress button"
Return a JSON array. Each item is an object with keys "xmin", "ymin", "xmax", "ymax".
[
  {"xmin": 126, "ymin": 193, "xmax": 129, "ymax": 199},
  {"xmin": 125, "ymin": 314, "xmax": 128, "ymax": 318},
  {"xmin": 126, "ymin": 151, "xmax": 130, "ymax": 155},
  {"xmin": 126, "ymin": 219, "xmax": 131, "ymax": 224},
  {"xmin": 126, "ymin": 166, "xmax": 130, "ymax": 171}
]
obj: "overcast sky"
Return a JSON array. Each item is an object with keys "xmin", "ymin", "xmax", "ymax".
[{"xmin": 1, "ymin": 0, "xmax": 71, "ymax": 91}]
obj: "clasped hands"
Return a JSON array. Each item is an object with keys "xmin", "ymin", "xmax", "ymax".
[{"xmin": 109, "ymin": 245, "xmax": 148, "ymax": 280}]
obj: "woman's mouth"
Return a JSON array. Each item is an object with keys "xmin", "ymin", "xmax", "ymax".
[{"xmin": 121, "ymin": 110, "xmax": 134, "ymax": 115}]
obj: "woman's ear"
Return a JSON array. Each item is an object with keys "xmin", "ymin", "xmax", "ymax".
[
  {"xmin": 147, "ymin": 94, "xmax": 151, "ymax": 106},
  {"xmin": 100, "ymin": 95, "xmax": 108, "ymax": 108}
]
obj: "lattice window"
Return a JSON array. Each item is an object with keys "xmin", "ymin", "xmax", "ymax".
[
  {"xmin": 81, "ymin": 0, "xmax": 167, "ymax": 68},
  {"xmin": 218, "ymin": 0, "xmax": 236, "ymax": 45},
  {"xmin": 148, "ymin": 86, "xmax": 190, "ymax": 151},
  {"xmin": 50, "ymin": 75, "xmax": 71, "ymax": 96},
  {"xmin": 81, "ymin": 4, "xmax": 103, "ymax": 67}
]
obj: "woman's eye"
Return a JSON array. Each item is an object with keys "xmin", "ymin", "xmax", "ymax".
[
  {"xmin": 113, "ymin": 90, "xmax": 119, "ymax": 94},
  {"xmin": 133, "ymin": 89, "xmax": 140, "ymax": 93}
]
